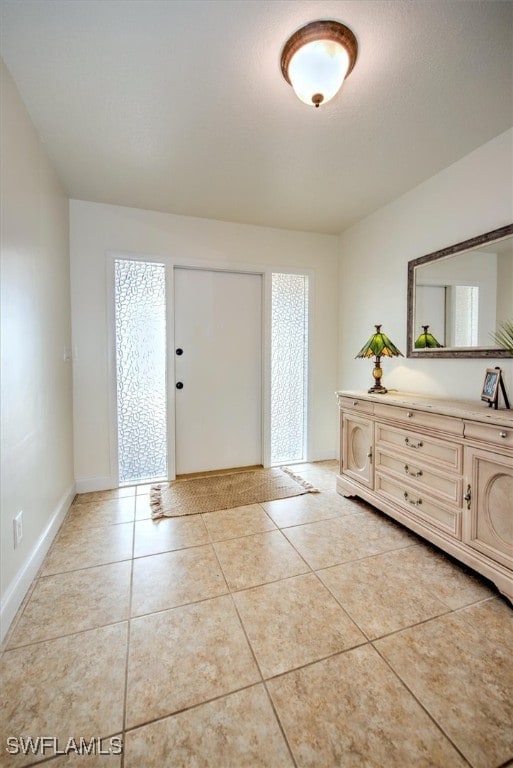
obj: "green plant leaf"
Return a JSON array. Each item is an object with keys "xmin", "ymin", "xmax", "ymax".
[{"xmin": 491, "ymin": 320, "xmax": 513, "ymax": 355}]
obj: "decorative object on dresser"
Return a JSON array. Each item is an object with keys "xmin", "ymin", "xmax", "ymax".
[
  {"xmin": 336, "ymin": 391, "xmax": 513, "ymax": 604},
  {"xmin": 481, "ymin": 367, "xmax": 510, "ymax": 410},
  {"xmin": 414, "ymin": 324, "xmax": 443, "ymax": 349},
  {"xmin": 355, "ymin": 325, "xmax": 403, "ymax": 394}
]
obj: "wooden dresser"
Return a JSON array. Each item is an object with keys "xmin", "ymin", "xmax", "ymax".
[{"xmin": 336, "ymin": 391, "xmax": 513, "ymax": 603}]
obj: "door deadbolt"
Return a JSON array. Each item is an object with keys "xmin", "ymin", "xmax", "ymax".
[
  {"xmin": 176, "ymin": 348, "xmax": 183, "ymax": 356},
  {"xmin": 176, "ymin": 381, "xmax": 184, "ymax": 390}
]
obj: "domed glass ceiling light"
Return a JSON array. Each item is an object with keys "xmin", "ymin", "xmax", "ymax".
[{"xmin": 280, "ymin": 20, "xmax": 358, "ymax": 108}]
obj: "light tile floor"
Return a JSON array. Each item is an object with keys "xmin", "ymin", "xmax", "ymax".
[{"xmin": 2, "ymin": 461, "xmax": 513, "ymax": 767}]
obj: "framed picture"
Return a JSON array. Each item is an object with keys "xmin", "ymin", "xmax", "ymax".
[{"xmin": 481, "ymin": 368, "xmax": 500, "ymax": 404}]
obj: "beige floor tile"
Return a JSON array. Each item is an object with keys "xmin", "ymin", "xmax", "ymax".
[
  {"xmin": 401, "ymin": 543, "xmax": 495, "ymax": 609},
  {"xmin": 1, "ymin": 579, "xmax": 39, "ymax": 652},
  {"xmin": 267, "ymin": 645, "xmax": 468, "ymax": 768},
  {"xmin": 0, "ymin": 623, "xmax": 127, "ymax": 768},
  {"xmin": 41, "ymin": 522, "xmax": 134, "ymax": 576},
  {"xmin": 63, "ymin": 497, "xmax": 135, "ymax": 531},
  {"xmin": 202, "ymin": 503, "xmax": 276, "ymax": 541},
  {"xmin": 125, "ymin": 595, "xmax": 260, "ymax": 728},
  {"xmin": 318, "ymin": 547, "xmax": 453, "ymax": 638},
  {"xmin": 283, "ymin": 511, "xmax": 414, "ymax": 570},
  {"xmin": 323, "ymin": 488, "xmax": 369, "ymax": 513},
  {"xmin": 288, "ymin": 461, "xmax": 337, "ymax": 473},
  {"xmin": 375, "ymin": 611, "xmax": 513, "ymax": 768},
  {"xmin": 233, "ymin": 573, "xmax": 364, "ymax": 677},
  {"xmin": 6, "ymin": 561, "xmax": 131, "ymax": 648},
  {"xmin": 457, "ymin": 595, "xmax": 513, "ymax": 646},
  {"xmin": 35, "ymin": 742, "xmax": 122, "ymax": 766},
  {"xmin": 421, "ymin": 544, "xmax": 497, "ymax": 610},
  {"xmin": 315, "ymin": 459, "xmax": 339, "ymax": 471},
  {"xmin": 135, "ymin": 493, "xmax": 155, "ymax": 519},
  {"xmin": 131, "ymin": 545, "xmax": 228, "ymax": 616},
  {"xmin": 214, "ymin": 530, "xmax": 309, "ymax": 591},
  {"xmin": 136, "ymin": 483, "xmax": 154, "ymax": 495},
  {"xmin": 133, "ymin": 515, "xmax": 209, "ymax": 557},
  {"xmin": 5, "ymin": 463, "xmax": 509, "ymax": 768},
  {"xmin": 75, "ymin": 487, "xmax": 135, "ymax": 502},
  {"xmin": 288, "ymin": 468, "xmax": 336, "ymax": 491},
  {"xmin": 124, "ymin": 685, "xmax": 294, "ymax": 767},
  {"xmin": 262, "ymin": 490, "xmax": 359, "ymax": 528}
]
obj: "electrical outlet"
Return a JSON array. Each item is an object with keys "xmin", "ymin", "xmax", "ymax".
[{"xmin": 13, "ymin": 511, "xmax": 23, "ymax": 548}]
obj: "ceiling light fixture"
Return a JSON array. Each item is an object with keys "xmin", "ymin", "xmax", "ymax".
[{"xmin": 280, "ymin": 20, "xmax": 358, "ymax": 108}]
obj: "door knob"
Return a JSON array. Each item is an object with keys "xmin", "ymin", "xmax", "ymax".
[
  {"xmin": 176, "ymin": 381, "xmax": 184, "ymax": 390},
  {"xmin": 176, "ymin": 348, "xmax": 183, "ymax": 356}
]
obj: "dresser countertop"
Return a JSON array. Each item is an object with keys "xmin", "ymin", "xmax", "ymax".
[{"xmin": 336, "ymin": 390, "xmax": 513, "ymax": 428}]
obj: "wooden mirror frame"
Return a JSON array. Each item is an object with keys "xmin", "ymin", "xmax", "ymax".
[{"xmin": 407, "ymin": 224, "xmax": 513, "ymax": 358}]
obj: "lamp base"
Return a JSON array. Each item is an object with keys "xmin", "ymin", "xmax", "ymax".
[
  {"xmin": 368, "ymin": 384, "xmax": 388, "ymax": 394},
  {"xmin": 369, "ymin": 357, "xmax": 387, "ymax": 394}
]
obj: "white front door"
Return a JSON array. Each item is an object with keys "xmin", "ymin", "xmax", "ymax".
[{"xmin": 174, "ymin": 268, "xmax": 262, "ymax": 475}]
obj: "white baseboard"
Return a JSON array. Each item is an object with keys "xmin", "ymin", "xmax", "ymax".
[
  {"xmin": 0, "ymin": 483, "xmax": 76, "ymax": 643},
  {"xmin": 75, "ymin": 475, "xmax": 117, "ymax": 494}
]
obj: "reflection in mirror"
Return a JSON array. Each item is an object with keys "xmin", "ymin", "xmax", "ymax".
[
  {"xmin": 414, "ymin": 324, "xmax": 443, "ymax": 349},
  {"xmin": 407, "ymin": 225, "xmax": 513, "ymax": 358}
]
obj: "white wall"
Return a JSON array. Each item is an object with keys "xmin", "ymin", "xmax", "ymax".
[
  {"xmin": 70, "ymin": 201, "xmax": 339, "ymax": 491},
  {"xmin": 338, "ymin": 129, "xmax": 513, "ymax": 399},
  {"xmin": 0, "ymin": 60, "xmax": 74, "ymax": 640}
]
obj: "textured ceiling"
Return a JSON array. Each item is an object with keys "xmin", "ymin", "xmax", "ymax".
[{"xmin": 1, "ymin": 0, "xmax": 512, "ymax": 234}]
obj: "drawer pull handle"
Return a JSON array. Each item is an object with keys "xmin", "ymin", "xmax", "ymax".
[
  {"xmin": 499, "ymin": 431, "xmax": 507, "ymax": 438},
  {"xmin": 405, "ymin": 437, "xmax": 423, "ymax": 449},
  {"xmin": 352, "ymin": 400, "xmax": 359, "ymax": 406},
  {"xmin": 407, "ymin": 411, "xmax": 413, "ymax": 418},
  {"xmin": 404, "ymin": 491, "xmax": 422, "ymax": 507},
  {"xmin": 464, "ymin": 484, "xmax": 472, "ymax": 510},
  {"xmin": 404, "ymin": 464, "xmax": 423, "ymax": 478}
]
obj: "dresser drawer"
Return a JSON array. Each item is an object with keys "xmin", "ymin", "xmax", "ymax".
[
  {"xmin": 338, "ymin": 396, "xmax": 374, "ymax": 415},
  {"xmin": 376, "ymin": 448, "xmax": 462, "ymax": 505},
  {"xmin": 376, "ymin": 473, "xmax": 461, "ymax": 538},
  {"xmin": 376, "ymin": 424, "xmax": 463, "ymax": 473},
  {"xmin": 464, "ymin": 420, "xmax": 513, "ymax": 449},
  {"xmin": 374, "ymin": 403, "xmax": 463, "ymax": 436}
]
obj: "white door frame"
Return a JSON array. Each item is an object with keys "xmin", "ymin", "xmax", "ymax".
[{"xmin": 106, "ymin": 251, "xmax": 313, "ymax": 486}]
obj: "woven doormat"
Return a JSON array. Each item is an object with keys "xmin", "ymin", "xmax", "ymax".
[{"xmin": 150, "ymin": 467, "xmax": 319, "ymax": 519}]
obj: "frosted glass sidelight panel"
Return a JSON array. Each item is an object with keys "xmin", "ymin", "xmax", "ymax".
[
  {"xmin": 115, "ymin": 260, "xmax": 167, "ymax": 484},
  {"xmin": 271, "ymin": 273, "xmax": 309, "ymax": 464},
  {"xmin": 454, "ymin": 285, "xmax": 479, "ymax": 346}
]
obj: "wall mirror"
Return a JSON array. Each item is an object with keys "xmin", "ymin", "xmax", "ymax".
[{"xmin": 407, "ymin": 224, "xmax": 513, "ymax": 358}]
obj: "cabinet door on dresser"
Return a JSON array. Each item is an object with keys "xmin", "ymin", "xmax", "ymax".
[
  {"xmin": 342, "ymin": 413, "xmax": 374, "ymax": 488},
  {"xmin": 463, "ymin": 447, "xmax": 513, "ymax": 570}
]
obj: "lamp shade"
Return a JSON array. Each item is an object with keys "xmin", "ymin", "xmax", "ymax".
[
  {"xmin": 355, "ymin": 325, "xmax": 403, "ymax": 359},
  {"xmin": 414, "ymin": 325, "xmax": 443, "ymax": 349},
  {"xmin": 288, "ymin": 40, "xmax": 350, "ymax": 107},
  {"xmin": 281, "ymin": 21, "xmax": 358, "ymax": 108}
]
